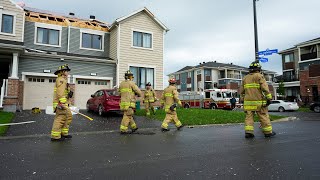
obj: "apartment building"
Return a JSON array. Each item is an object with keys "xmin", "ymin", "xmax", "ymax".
[
  {"xmin": 0, "ymin": 0, "xmax": 168, "ymax": 112},
  {"xmin": 278, "ymin": 37, "xmax": 320, "ymax": 104},
  {"xmin": 168, "ymin": 61, "xmax": 276, "ymax": 95}
]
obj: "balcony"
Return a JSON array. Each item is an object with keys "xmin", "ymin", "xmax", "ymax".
[
  {"xmin": 282, "ymin": 76, "xmax": 299, "ymax": 82},
  {"xmin": 301, "ymin": 52, "xmax": 317, "ymax": 61}
]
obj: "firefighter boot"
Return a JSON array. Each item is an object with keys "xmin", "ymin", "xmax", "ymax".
[
  {"xmin": 132, "ymin": 127, "xmax": 138, "ymax": 133},
  {"xmin": 161, "ymin": 128, "xmax": 170, "ymax": 132},
  {"xmin": 264, "ymin": 131, "xmax": 276, "ymax": 138},
  {"xmin": 177, "ymin": 125, "xmax": 184, "ymax": 131},
  {"xmin": 62, "ymin": 135, "xmax": 72, "ymax": 139},
  {"xmin": 245, "ymin": 133, "xmax": 255, "ymax": 138},
  {"xmin": 51, "ymin": 136, "xmax": 65, "ymax": 142}
]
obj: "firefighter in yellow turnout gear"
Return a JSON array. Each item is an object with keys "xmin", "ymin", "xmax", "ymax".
[
  {"xmin": 241, "ymin": 61, "xmax": 276, "ymax": 138},
  {"xmin": 143, "ymin": 82, "xmax": 157, "ymax": 116},
  {"xmin": 119, "ymin": 70, "xmax": 142, "ymax": 134},
  {"xmin": 160, "ymin": 78, "xmax": 183, "ymax": 132},
  {"xmin": 51, "ymin": 64, "xmax": 73, "ymax": 141}
]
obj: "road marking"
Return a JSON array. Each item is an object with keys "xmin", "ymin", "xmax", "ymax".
[{"xmin": 0, "ymin": 121, "xmax": 35, "ymax": 126}]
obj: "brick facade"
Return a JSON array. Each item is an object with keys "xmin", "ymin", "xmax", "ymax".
[
  {"xmin": 3, "ymin": 79, "xmax": 20, "ymax": 112},
  {"xmin": 300, "ymin": 70, "xmax": 320, "ymax": 102}
]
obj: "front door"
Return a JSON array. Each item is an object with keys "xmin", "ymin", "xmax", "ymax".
[
  {"xmin": 0, "ymin": 61, "xmax": 9, "ymax": 88},
  {"xmin": 312, "ymin": 86, "xmax": 319, "ymax": 101}
]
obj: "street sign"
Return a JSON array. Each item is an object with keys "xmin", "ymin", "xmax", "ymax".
[
  {"xmin": 258, "ymin": 48, "xmax": 278, "ymax": 56},
  {"xmin": 259, "ymin": 57, "xmax": 268, "ymax": 63}
]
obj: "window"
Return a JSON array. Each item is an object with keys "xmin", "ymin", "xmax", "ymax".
[
  {"xmin": 49, "ymin": 79, "xmax": 56, "ymax": 83},
  {"xmin": 77, "ymin": 80, "xmax": 91, "ymax": 85},
  {"xmin": 37, "ymin": 27, "xmax": 60, "ymax": 45},
  {"xmin": 1, "ymin": 14, "xmax": 14, "ymax": 34},
  {"xmin": 196, "ymin": 70, "xmax": 201, "ymax": 75},
  {"xmin": 94, "ymin": 81, "xmax": 108, "ymax": 85},
  {"xmin": 28, "ymin": 78, "xmax": 45, "ymax": 82},
  {"xmin": 188, "ymin": 72, "xmax": 192, "ymax": 78},
  {"xmin": 82, "ymin": 33, "xmax": 102, "ymax": 50},
  {"xmin": 133, "ymin": 31, "xmax": 152, "ymax": 48},
  {"xmin": 284, "ymin": 53, "xmax": 294, "ymax": 63},
  {"xmin": 130, "ymin": 66, "xmax": 154, "ymax": 89},
  {"xmin": 176, "ymin": 74, "xmax": 180, "ymax": 80}
]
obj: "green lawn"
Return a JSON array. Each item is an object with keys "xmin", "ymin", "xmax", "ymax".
[
  {"xmin": 135, "ymin": 108, "xmax": 286, "ymax": 126},
  {"xmin": 0, "ymin": 111, "xmax": 14, "ymax": 136},
  {"xmin": 297, "ymin": 107, "xmax": 312, "ymax": 112}
]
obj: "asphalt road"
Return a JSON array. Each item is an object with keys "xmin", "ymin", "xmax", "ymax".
[{"xmin": 1, "ymin": 111, "xmax": 320, "ymax": 180}]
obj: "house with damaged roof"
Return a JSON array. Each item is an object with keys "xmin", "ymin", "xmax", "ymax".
[
  {"xmin": 0, "ymin": 0, "xmax": 168, "ymax": 112},
  {"xmin": 168, "ymin": 61, "xmax": 276, "ymax": 96}
]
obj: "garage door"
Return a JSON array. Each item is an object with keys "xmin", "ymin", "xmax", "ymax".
[
  {"xmin": 75, "ymin": 79, "xmax": 110, "ymax": 109},
  {"xmin": 23, "ymin": 76, "xmax": 56, "ymax": 110}
]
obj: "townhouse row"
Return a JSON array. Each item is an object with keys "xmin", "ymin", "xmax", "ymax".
[{"xmin": 0, "ymin": 0, "xmax": 168, "ymax": 111}]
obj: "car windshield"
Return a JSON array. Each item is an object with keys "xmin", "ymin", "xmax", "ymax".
[{"xmin": 107, "ymin": 90, "xmax": 119, "ymax": 96}]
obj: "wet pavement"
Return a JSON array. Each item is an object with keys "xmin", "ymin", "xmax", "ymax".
[{"xmin": 1, "ymin": 111, "xmax": 320, "ymax": 179}]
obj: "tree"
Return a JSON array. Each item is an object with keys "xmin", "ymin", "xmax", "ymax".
[{"xmin": 277, "ymin": 80, "xmax": 285, "ymax": 99}]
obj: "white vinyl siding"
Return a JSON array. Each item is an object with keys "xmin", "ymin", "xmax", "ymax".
[
  {"xmin": 118, "ymin": 11, "xmax": 164, "ymax": 90},
  {"xmin": 0, "ymin": 0, "xmax": 24, "ymax": 41}
]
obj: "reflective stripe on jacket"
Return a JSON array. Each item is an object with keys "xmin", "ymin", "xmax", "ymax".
[
  {"xmin": 241, "ymin": 72, "xmax": 272, "ymax": 111},
  {"xmin": 119, "ymin": 80, "xmax": 142, "ymax": 110}
]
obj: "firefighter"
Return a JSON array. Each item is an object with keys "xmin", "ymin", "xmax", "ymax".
[
  {"xmin": 119, "ymin": 70, "xmax": 142, "ymax": 134},
  {"xmin": 143, "ymin": 82, "xmax": 157, "ymax": 115},
  {"xmin": 51, "ymin": 64, "xmax": 73, "ymax": 141},
  {"xmin": 160, "ymin": 78, "xmax": 183, "ymax": 132},
  {"xmin": 241, "ymin": 61, "xmax": 276, "ymax": 138}
]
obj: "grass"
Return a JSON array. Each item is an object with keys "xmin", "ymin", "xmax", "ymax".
[
  {"xmin": 0, "ymin": 111, "xmax": 14, "ymax": 136},
  {"xmin": 135, "ymin": 108, "xmax": 286, "ymax": 126},
  {"xmin": 297, "ymin": 107, "xmax": 312, "ymax": 112}
]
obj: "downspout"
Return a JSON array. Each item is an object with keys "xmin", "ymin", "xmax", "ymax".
[{"xmin": 116, "ymin": 24, "xmax": 121, "ymax": 87}]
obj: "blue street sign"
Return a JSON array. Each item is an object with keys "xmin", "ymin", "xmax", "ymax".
[
  {"xmin": 258, "ymin": 48, "xmax": 278, "ymax": 56},
  {"xmin": 259, "ymin": 57, "xmax": 268, "ymax": 63}
]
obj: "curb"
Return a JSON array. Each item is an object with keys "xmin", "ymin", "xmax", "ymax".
[{"xmin": 186, "ymin": 116, "xmax": 298, "ymax": 129}]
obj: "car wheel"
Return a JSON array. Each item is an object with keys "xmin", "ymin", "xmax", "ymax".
[
  {"xmin": 86, "ymin": 103, "xmax": 91, "ymax": 112},
  {"xmin": 98, "ymin": 105, "xmax": 105, "ymax": 116},
  {"xmin": 184, "ymin": 104, "xmax": 190, "ymax": 109},
  {"xmin": 313, "ymin": 105, "xmax": 320, "ymax": 113},
  {"xmin": 278, "ymin": 106, "xmax": 285, "ymax": 112},
  {"xmin": 210, "ymin": 104, "xmax": 217, "ymax": 110}
]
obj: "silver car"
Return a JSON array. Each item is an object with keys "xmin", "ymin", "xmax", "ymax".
[{"xmin": 268, "ymin": 100, "xmax": 299, "ymax": 112}]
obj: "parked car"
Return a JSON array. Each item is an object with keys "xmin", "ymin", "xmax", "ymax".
[
  {"xmin": 86, "ymin": 89, "xmax": 120, "ymax": 116},
  {"xmin": 310, "ymin": 102, "xmax": 320, "ymax": 113},
  {"xmin": 268, "ymin": 100, "xmax": 299, "ymax": 112}
]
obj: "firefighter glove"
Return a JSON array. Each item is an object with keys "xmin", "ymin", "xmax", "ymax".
[
  {"xmin": 170, "ymin": 103, "xmax": 177, "ymax": 111},
  {"xmin": 68, "ymin": 91, "xmax": 74, "ymax": 98}
]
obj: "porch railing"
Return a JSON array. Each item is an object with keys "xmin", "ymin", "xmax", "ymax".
[{"xmin": 0, "ymin": 79, "xmax": 8, "ymax": 108}]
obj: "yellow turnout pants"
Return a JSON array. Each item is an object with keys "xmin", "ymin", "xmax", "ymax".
[
  {"xmin": 145, "ymin": 102, "xmax": 155, "ymax": 115},
  {"xmin": 120, "ymin": 108, "xmax": 137, "ymax": 132},
  {"xmin": 161, "ymin": 110, "xmax": 182, "ymax": 129},
  {"xmin": 51, "ymin": 107, "xmax": 73, "ymax": 139},
  {"xmin": 244, "ymin": 106, "xmax": 273, "ymax": 135}
]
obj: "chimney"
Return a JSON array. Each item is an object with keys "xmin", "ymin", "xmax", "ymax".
[
  {"xmin": 90, "ymin": 15, "xmax": 95, "ymax": 20},
  {"xmin": 69, "ymin": 12, "xmax": 75, "ymax": 16},
  {"xmin": 214, "ymin": 61, "xmax": 216, "ymax": 63},
  {"xmin": 231, "ymin": 63, "xmax": 233, "ymax": 65}
]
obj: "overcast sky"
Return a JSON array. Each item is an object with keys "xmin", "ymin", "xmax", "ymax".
[{"xmin": 15, "ymin": 0, "xmax": 320, "ymax": 77}]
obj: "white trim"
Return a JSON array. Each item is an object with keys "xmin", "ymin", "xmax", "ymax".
[
  {"xmin": 9, "ymin": 0, "xmax": 24, "ymax": 11},
  {"xmin": 296, "ymin": 41, "xmax": 320, "ymax": 48},
  {"xmin": 73, "ymin": 75, "xmax": 113, "ymax": 88},
  {"xmin": 10, "ymin": 52, "xmax": 19, "ymax": 78},
  {"xmin": 283, "ymin": 69, "xmax": 294, "ymax": 72},
  {"xmin": 114, "ymin": 7, "xmax": 169, "ymax": 31},
  {"xmin": 67, "ymin": 26, "xmax": 71, "ymax": 53},
  {"xmin": 22, "ymin": 72, "xmax": 57, "ymax": 81},
  {"xmin": 162, "ymin": 30, "xmax": 165, "ymax": 90},
  {"xmin": 298, "ymin": 57, "xmax": 320, "ymax": 63},
  {"xmin": 116, "ymin": 24, "xmax": 121, "ymax": 87},
  {"xmin": 128, "ymin": 63, "xmax": 156, "ymax": 69},
  {"xmin": 22, "ymin": 11, "xmax": 25, "ymax": 42},
  {"xmin": 34, "ymin": 22, "xmax": 62, "ymax": 47},
  {"xmin": 131, "ymin": 28, "xmax": 153, "ymax": 50},
  {"xmin": 0, "ymin": 10, "xmax": 17, "ymax": 36},
  {"xmin": 79, "ymin": 29, "xmax": 105, "ymax": 51}
]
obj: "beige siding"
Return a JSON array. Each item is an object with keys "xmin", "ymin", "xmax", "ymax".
[
  {"xmin": 0, "ymin": 0, "xmax": 24, "ymax": 42},
  {"xmin": 119, "ymin": 11, "xmax": 164, "ymax": 90},
  {"xmin": 109, "ymin": 27, "xmax": 118, "ymax": 60}
]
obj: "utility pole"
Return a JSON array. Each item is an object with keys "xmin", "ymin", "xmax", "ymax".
[{"xmin": 253, "ymin": 0, "xmax": 259, "ymax": 63}]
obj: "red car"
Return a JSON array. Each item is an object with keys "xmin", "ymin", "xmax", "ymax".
[{"xmin": 86, "ymin": 89, "xmax": 121, "ymax": 116}]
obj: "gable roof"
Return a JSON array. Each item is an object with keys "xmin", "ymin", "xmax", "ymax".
[{"xmin": 110, "ymin": 7, "xmax": 169, "ymax": 32}]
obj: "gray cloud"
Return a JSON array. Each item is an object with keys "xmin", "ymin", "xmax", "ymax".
[{"xmin": 16, "ymin": 0, "xmax": 320, "ymax": 78}]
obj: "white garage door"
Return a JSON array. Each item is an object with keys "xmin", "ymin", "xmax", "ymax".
[
  {"xmin": 23, "ymin": 76, "xmax": 56, "ymax": 110},
  {"xmin": 75, "ymin": 79, "xmax": 110, "ymax": 109}
]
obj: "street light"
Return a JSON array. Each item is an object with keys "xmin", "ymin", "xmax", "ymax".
[{"xmin": 253, "ymin": 0, "xmax": 259, "ymax": 63}]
